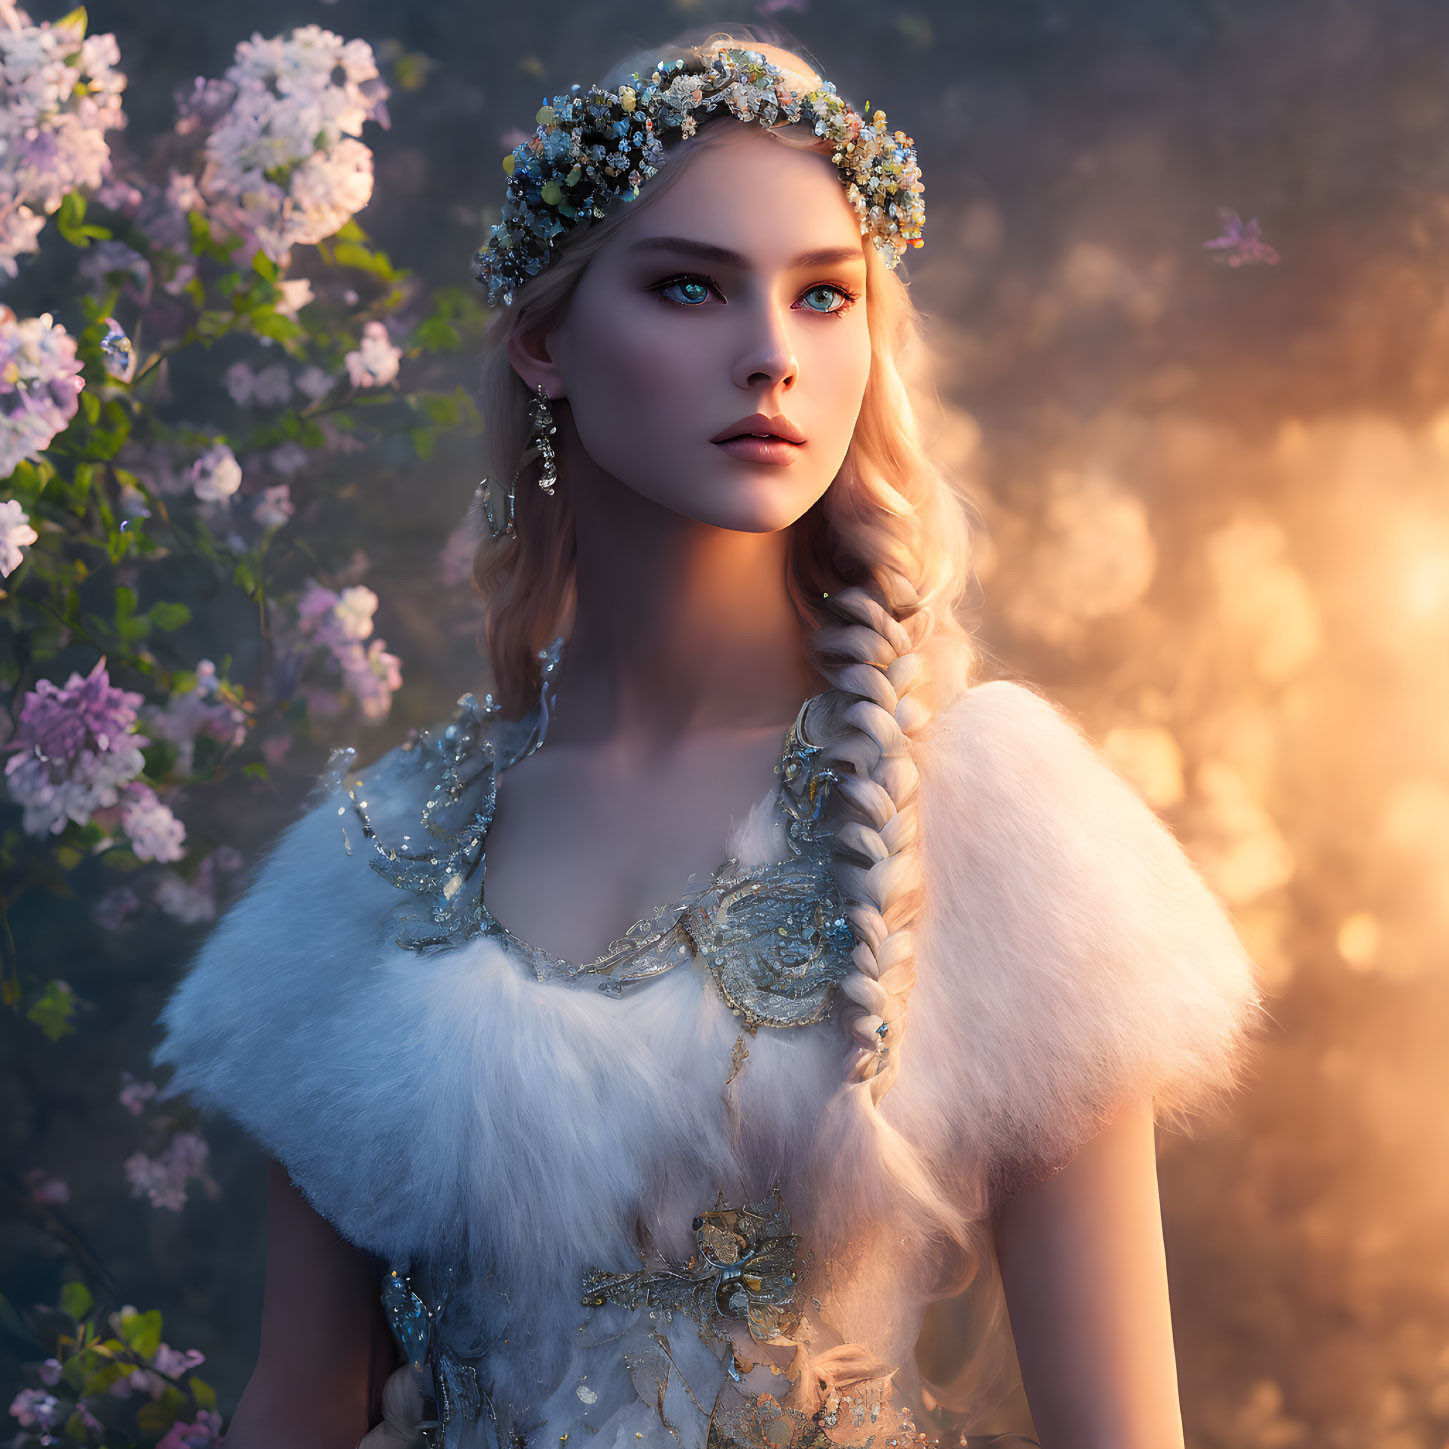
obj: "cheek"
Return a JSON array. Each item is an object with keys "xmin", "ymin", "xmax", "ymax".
[
  {"xmin": 798, "ymin": 318, "xmax": 872, "ymax": 452},
  {"xmin": 562, "ymin": 297, "xmax": 705, "ymax": 457}
]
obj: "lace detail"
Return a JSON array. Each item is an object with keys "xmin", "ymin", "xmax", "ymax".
[{"xmin": 330, "ymin": 642, "xmax": 857, "ymax": 1031}]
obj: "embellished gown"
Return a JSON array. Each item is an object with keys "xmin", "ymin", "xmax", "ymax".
[{"xmin": 153, "ymin": 647, "xmax": 1265, "ymax": 1449}]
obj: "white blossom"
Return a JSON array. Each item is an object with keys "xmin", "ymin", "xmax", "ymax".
[
  {"xmin": 198, "ymin": 26, "xmax": 389, "ymax": 262},
  {"xmin": 191, "ymin": 442, "xmax": 242, "ymax": 502},
  {"xmin": 344, "ymin": 319, "xmax": 400, "ymax": 388},
  {"xmin": 0, "ymin": 306, "xmax": 85, "ymax": 477},
  {"xmin": 0, "ymin": 497, "xmax": 38, "ymax": 576},
  {"xmin": 0, "ymin": 3, "xmax": 127, "ymax": 276}
]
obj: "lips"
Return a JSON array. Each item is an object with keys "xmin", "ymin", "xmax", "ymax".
[{"xmin": 710, "ymin": 412, "xmax": 806, "ymax": 446}]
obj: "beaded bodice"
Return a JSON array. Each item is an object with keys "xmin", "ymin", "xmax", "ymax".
[{"xmin": 324, "ymin": 640, "xmax": 857, "ymax": 1031}]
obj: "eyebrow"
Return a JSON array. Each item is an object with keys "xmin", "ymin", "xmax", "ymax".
[{"xmin": 624, "ymin": 236, "xmax": 865, "ymax": 270}]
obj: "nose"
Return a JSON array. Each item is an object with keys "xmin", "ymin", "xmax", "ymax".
[{"xmin": 731, "ymin": 298, "xmax": 798, "ymax": 392}]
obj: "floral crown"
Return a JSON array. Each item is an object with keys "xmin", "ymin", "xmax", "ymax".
[{"xmin": 471, "ymin": 45, "xmax": 925, "ymax": 308}]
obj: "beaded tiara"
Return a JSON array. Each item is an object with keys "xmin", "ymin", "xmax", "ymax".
[{"xmin": 471, "ymin": 44, "xmax": 925, "ymax": 308}]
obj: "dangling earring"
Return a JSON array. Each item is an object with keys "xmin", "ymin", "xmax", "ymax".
[
  {"xmin": 476, "ymin": 475, "xmax": 514, "ymax": 541},
  {"xmin": 521, "ymin": 383, "xmax": 558, "ymax": 496},
  {"xmin": 475, "ymin": 383, "xmax": 559, "ymax": 542}
]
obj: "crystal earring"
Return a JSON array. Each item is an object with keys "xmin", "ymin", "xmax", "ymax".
[
  {"xmin": 475, "ymin": 383, "xmax": 558, "ymax": 541},
  {"xmin": 476, "ymin": 475, "xmax": 514, "ymax": 541},
  {"xmin": 521, "ymin": 383, "xmax": 558, "ymax": 497}
]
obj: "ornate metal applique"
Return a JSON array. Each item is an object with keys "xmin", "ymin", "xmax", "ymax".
[
  {"xmin": 381, "ymin": 1263, "xmax": 489, "ymax": 1449},
  {"xmin": 330, "ymin": 642, "xmax": 857, "ymax": 1030},
  {"xmin": 581, "ymin": 1188, "xmax": 808, "ymax": 1347}
]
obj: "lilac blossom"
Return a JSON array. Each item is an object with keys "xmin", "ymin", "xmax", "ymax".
[
  {"xmin": 4, "ymin": 656, "xmax": 150, "ymax": 835},
  {"xmin": 190, "ymin": 441, "xmax": 241, "ymax": 502},
  {"xmin": 0, "ymin": 306, "xmax": 85, "ymax": 477},
  {"xmin": 151, "ymin": 1344, "xmax": 206, "ymax": 1379},
  {"xmin": 120, "ymin": 1071, "xmax": 158, "ymax": 1115},
  {"xmin": 116, "ymin": 439, "xmax": 191, "ymax": 497},
  {"xmin": 22, "ymin": 1167, "xmax": 69, "ymax": 1204},
  {"xmin": 268, "ymin": 442, "xmax": 307, "ymax": 476},
  {"xmin": 1203, "ymin": 210, "xmax": 1281, "ymax": 267},
  {"xmin": 145, "ymin": 659, "xmax": 248, "ymax": 775},
  {"xmin": 94, "ymin": 883, "xmax": 142, "ymax": 930},
  {"xmin": 198, "ymin": 26, "xmax": 390, "ymax": 262},
  {"xmin": 0, "ymin": 4, "xmax": 127, "ymax": 276},
  {"xmin": 253, "ymin": 482, "xmax": 295, "ymax": 527},
  {"xmin": 123, "ymin": 1129, "xmax": 212, "ymax": 1210},
  {"xmin": 158, "ymin": 1409, "xmax": 224, "ymax": 1449},
  {"xmin": 295, "ymin": 363, "xmax": 332, "ymax": 401},
  {"xmin": 120, "ymin": 781, "xmax": 187, "ymax": 863},
  {"xmin": 338, "ymin": 636, "xmax": 403, "ymax": 720},
  {"xmin": 77, "ymin": 240, "xmax": 151, "ymax": 298},
  {"xmin": 224, "ymin": 359, "xmax": 291, "ymax": 408},
  {"xmin": 8, "ymin": 1387, "xmax": 62, "ymax": 1431},
  {"xmin": 345, "ymin": 318, "xmax": 401, "ymax": 387},
  {"xmin": 438, "ymin": 515, "xmax": 481, "ymax": 589},
  {"xmin": 153, "ymin": 862, "xmax": 217, "ymax": 924},
  {"xmin": 35, "ymin": 1360, "xmax": 61, "ymax": 1388},
  {"xmin": 0, "ymin": 496, "xmax": 38, "ymax": 575}
]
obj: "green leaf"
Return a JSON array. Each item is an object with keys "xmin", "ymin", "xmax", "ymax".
[
  {"xmin": 57, "ymin": 7, "xmax": 87, "ymax": 35},
  {"xmin": 0, "ymin": 1293, "xmax": 32, "ymax": 1344},
  {"xmin": 417, "ymin": 392, "xmax": 461, "ymax": 427},
  {"xmin": 249, "ymin": 308, "xmax": 305, "ymax": 344},
  {"xmin": 333, "ymin": 240, "xmax": 398, "ymax": 279},
  {"xmin": 55, "ymin": 844, "xmax": 83, "ymax": 870},
  {"xmin": 115, "ymin": 584, "xmax": 149, "ymax": 641},
  {"xmin": 251, "ymin": 250, "xmax": 277, "ymax": 282},
  {"xmin": 189, "ymin": 1376, "xmax": 218, "ymax": 1412},
  {"xmin": 409, "ymin": 427, "xmax": 435, "ymax": 461},
  {"xmin": 233, "ymin": 559, "xmax": 257, "ymax": 597},
  {"xmin": 102, "ymin": 848, "xmax": 142, "ymax": 871},
  {"xmin": 148, "ymin": 600, "xmax": 191, "ymax": 632},
  {"xmin": 415, "ymin": 316, "xmax": 462, "ymax": 352},
  {"xmin": 59, "ymin": 1281, "xmax": 94, "ymax": 1322},
  {"xmin": 71, "ymin": 461, "xmax": 97, "ymax": 510},
  {"xmin": 118, "ymin": 1308, "xmax": 162, "ymax": 1359},
  {"xmin": 79, "ymin": 390, "xmax": 100, "ymax": 425},
  {"xmin": 186, "ymin": 209, "xmax": 212, "ymax": 255},
  {"xmin": 26, "ymin": 980, "xmax": 76, "ymax": 1041}
]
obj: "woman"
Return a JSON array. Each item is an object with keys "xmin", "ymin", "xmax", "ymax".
[{"xmin": 154, "ymin": 32, "xmax": 1265, "ymax": 1449}]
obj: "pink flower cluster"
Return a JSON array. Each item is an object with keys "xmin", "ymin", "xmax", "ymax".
[
  {"xmin": 297, "ymin": 579, "xmax": 403, "ymax": 720},
  {"xmin": 0, "ymin": 3, "xmax": 127, "ymax": 277},
  {"xmin": 123, "ymin": 1130, "xmax": 212, "ymax": 1211},
  {"xmin": 198, "ymin": 26, "xmax": 390, "ymax": 263},
  {"xmin": 0, "ymin": 305, "xmax": 85, "ymax": 478}
]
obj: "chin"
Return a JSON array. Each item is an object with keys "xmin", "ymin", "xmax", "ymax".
[{"xmin": 674, "ymin": 481, "xmax": 820, "ymax": 535}]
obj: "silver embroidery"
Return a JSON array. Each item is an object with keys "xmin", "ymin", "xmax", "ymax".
[{"xmin": 332, "ymin": 640, "xmax": 856, "ymax": 1030}]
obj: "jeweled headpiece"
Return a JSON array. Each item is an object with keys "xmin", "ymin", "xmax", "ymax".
[{"xmin": 471, "ymin": 45, "xmax": 925, "ymax": 308}]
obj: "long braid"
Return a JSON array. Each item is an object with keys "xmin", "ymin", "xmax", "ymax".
[{"xmin": 807, "ymin": 545, "xmax": 934, "ymax": 1100}]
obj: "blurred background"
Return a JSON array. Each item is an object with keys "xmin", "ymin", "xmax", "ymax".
[{"xmin": 3, "ymin": 2, "xmax": 1447, "ymax": 1447}]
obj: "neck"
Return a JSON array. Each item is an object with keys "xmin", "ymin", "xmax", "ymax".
[{"xmin": 544, "ymin": 437, "xmax": 823, "ymax": 750}]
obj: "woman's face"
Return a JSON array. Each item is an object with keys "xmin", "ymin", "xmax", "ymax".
[{"xmin": 531, "ymin": 124, "xmax": 874, "ymax": 535}]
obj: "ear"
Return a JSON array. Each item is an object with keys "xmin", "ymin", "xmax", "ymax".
[{"xmin": 505, "ymin": 321, "xmax": 566, "ymax": 401}]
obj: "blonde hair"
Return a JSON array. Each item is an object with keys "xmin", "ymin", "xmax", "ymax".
[{"xmin": 471, "ymin": 25, "xmax": 1002, "ymax": 1421}]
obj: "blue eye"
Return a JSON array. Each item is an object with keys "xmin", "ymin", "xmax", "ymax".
[
  {"xmin": 798, "ymin": 284, "xmax": 850, "ymax": 314},
  {"xmin": 659, "ymin": 276, "xmax": 713, "ymax": 306}
]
